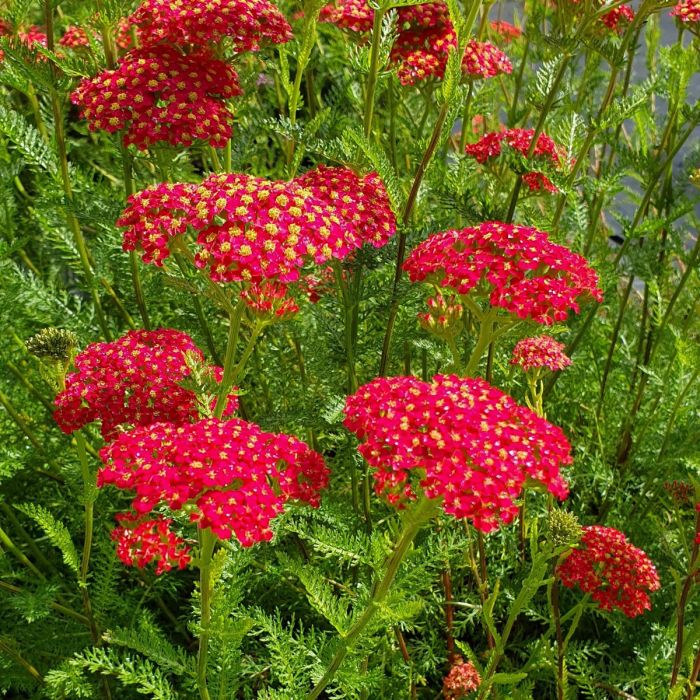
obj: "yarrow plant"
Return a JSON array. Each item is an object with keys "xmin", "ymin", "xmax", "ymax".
[
  {"xmin": 404, "ymin": 221, "xmax": 603, "ymax": 325},
  {"xmin": 99, "ymin": 417, "xmax": 328, "ymax": 550},
  {"xmin": 442, "ymin": 657, "xmax": 481, "ymax": 698},
  {"xmin": 557, "ymin": 526, "xmax": 661, "ymax": 618},
  {"xmin": 511, "ymin": 335, "xmax": 572, "ymax": 373},
  {"xmin": 128, "ymin": 0, "xmax": 292, "ymax": 50},
  {"xmin": 1, "ymin": 0, "xmax": 697, "ymax": 697},
  {"xmin": 118, "ymin": 166, "xmax": 396, "ymax": 287},
  {"xmin": 465, "ymin": 128, "xmax": 569, "ymax": 193},
  {"xmin": 54, "ymin": 329, "xmax": 237, "ymax": 440},
  {"xmin": 71, "ymin": 46, "xmax": 241, "ymax": 149},
  {"xmin": 321, "ymin": 0, "xmax": 512, "ymax": 85},
  {"xmin": 344, "ymin": 374, "xmax": 572, "ymax": 531}
]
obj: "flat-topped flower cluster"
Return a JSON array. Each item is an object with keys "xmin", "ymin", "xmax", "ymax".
[{"xmin": 344, "ymin": 374, "xmax": 573, "ymax": 532}]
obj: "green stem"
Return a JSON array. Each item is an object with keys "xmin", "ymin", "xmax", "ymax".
[
  {"xmin": 44, "ymin": 0, "xmax": 111, "ymax": 340},
  {"xmin": 464, "ymin": 315, "xmax": 495, "ymax": 376},
  {"xmin": 306, "ymin": 498, "xmax": 440, "ymax": 699},
  {"xmin": 213, "ymin": 301, "xmax": 245, "ymax": 418},
  {"xmin": 505, "ymin": 55, "xmax": 570, "ymax": 223},
  {"xmin": 671, "ymin": 509, "xmax": 700, "ymax": 688},
  {"xmin": 363, "ymin": 7, "xmax": 386, "ymax": 139},
  {"xmin": 196, "ymin": 528, "xmax": 217, "ymax": 700},
  {"xmin": 75, "ymin": 431, "xmax": 100, "ymax": 644},
  {"xmin": 121, "ymin": 146, "xmax": 151, "ymax": 330},
  {"xmin": 379, "ymin": 101, "xmax": 451, "ymax": 375}
]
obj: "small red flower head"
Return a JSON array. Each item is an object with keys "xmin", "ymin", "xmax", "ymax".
[
  {"xmin": 112, "ymin": 515, "xmax": 191, "ymax": 574},
  {"xmin": 465, "ymin": 128, "xmax": 567, "ymax": 193},
  {"xmin": 129, "ymin": 0, "xmax": 292, "ymax": 50},
  {"xmin": 99, "ymin": 418, "xmax": 329, "ymax": 551},
  {"xmin": 319, "ymin": 0, "xmax": 374, "ymax": 32},
  {"xmin": 511, "ymin": 336, "xmax": 572, "ymax": 372},
  {"xmin": 601, "ymin": 5, "xmax": 635, "ymax": 32},
  {"xmin": 71, "ymin": 45, "xmax": 241, "ymax": 150},
  {"xmin": 557, "ymin": 526, "xmax": 661, "ymax": 618},
  {"xmin": 118, "ymin": 166, "xmax": 396, "ymax": 286},
  {"xmin": 490, "ymin": 20, "xmax": 522, "ymax": 43},
  {"xmin": 54, "ymin": 329, "xmax": 237, "ymax": 440},
  {"xmin": 462, "ymin": 40, "xmax": 512, "ymax": 78},
  {"xmin": 59, "ymin": 26, "xmax": 92, "ymax": 48},
  {"xmin": 344, "ymin": 374, "xmax": 572, "ymax": 532},
  {"xmin": 443, "ymin": 656, "xmax": 481, "ymax": 698},
  {"xmin": 671, "ymin": 0, "xmax": 700, "ymax": 24},
  {"xmin": 403, "ymin": 221, "xmax": 603, "ymax": 325}
]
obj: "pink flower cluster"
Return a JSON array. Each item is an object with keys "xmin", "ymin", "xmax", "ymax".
[
  {"xmin": 443, "ymin": 657, "xmax": 481, "ymax": 698},
  {"xmin": 320, "ymin": 1, "xmax": 511, "ymax": 86},
  {"xmin": 319, "ymin": 0, "xmax": 373, "ymax": 31},
  {"xmin": 600, "ymin": 5, "xmax": 635, "ymax": 32},
  {"xmin": 71, "ymin": 45, "xmax": 241, "ymax": 150},
  {"xmin": 566, "ymin": 0, "xmax": 635, "ymax": 32},
  {"xmin": 129, "ymin": 0, "xmax": 292, "ymax": 51},
  {"xmin": 344, "ymin": 375, "xmax": 572, "ymax": 532},
  {"xmin": 112, "ymin": 515, "xmax": 191, "ymax": 574},
  {"xmin": 99, "ymin": 418, "xmax": 329, "ymax": 547},
  {"xmin": 490, "ymin": 20, "xmax": 522, "ymax": 43},
  {"xmin": 54, "ymin": 329, "xmax": 237, "ymax": 440},
  {"xmin": 403, "ymin": 221, "xmax": 603, "ymax": 325},
  {"xmin": 465, "ymin": 128, "xmax": 567, "ymax": 193},
  {"xmin": 557, "ymin": 526, "xmax": 661, "ymax": 618},
  {"xmin": 118, "ymin": 165, "xmax": 396, "ymax": 287},
  {"xmin": 511, "ymin": 336, "xmax": 572, "ymax": 373},
  {"xmin": 672, "ymin": 0, "xmax": 700, "ymax": 24},
  {"xmin": 59, "ymin": 25, "xmax": 92, "ymax": 48}
]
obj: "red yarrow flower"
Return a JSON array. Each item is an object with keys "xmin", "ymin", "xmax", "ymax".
[
  {"xmin": 600, "ymin": 5, "xmax": 635, "ymax": 32},
  {"xmin": 443, "ymin": 656, "xmax": 481, "ymax": 698},
  {"xmin": 319, "ymin": 0, "xmax": 373, "ymax": 32},
  {"xmin": 344, "ymin": 374, "xmax": 572, "ymax": 532},
  {"xmin": 71, "ymin": 44, "xmax": 241, "ymax": 150},
  {"xmin": 99, "ymin": 418, "xmax": 329, "ymax": 550},
  {"xmin": 490, "ymin": 20, "xmax": 522, "ymax": 43},
  {"xmin": 321, "ymin": 1, "xmax": 511, "ymax": 86},
  {"xmin": 557, "ymin": 526, "xmax": 661, "ymax": 618},
  {"xmin": 671, "ymin": 0, "xmax": 700, "ymax": 24},
  {"xmin": 112, "ymin": 515, "xmax": 191, "ymax": 574},
  {"xmin": 465, "ymin": 128, "xmax": 568, "ymax": 193},
  {"xmin": 59, "ymin": 25, "xmax": 92, "ymax": 48},
  {"xmin": 129, "ymin": 0, "xmax": 292, "ymax": 50},
  {"xmin": 403, "ymin": 221, "xmax": 603, "ymax": 325},
  {"xmin": 54, "ymin": 329, "xmax": 237, "ymax": 441},
  {"xmin": 511, "ymin": 336, "xmax": 572, "ymax": 372},
  {"xmin": 118, "ymin": 166, "xmax": 396, "ymax": 286}
]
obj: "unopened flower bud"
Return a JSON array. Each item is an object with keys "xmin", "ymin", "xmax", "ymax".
[{"xmin": 546, "ymin": 508, "xmax": 582, "ymax": 549}]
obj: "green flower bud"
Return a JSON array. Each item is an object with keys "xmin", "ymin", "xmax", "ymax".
[{"xmin": 546, "ymin": 508, "xmax": 582, "ymax": 549}]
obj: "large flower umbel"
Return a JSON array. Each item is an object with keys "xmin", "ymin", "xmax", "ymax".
[
  {"xmin": 557, "ymin": 526, "xmax": 660, "ymax": 618},
  {"xmin": 99, "ymin": 418, "xmax": 329, "ymax": 549},
  {"xmin": 54, "ymin": 329, "xmax": 236, "ymax": 440},
  {"xmin": 344, "ymin": 375, "xmax": 572, "ymax": 532},
  {"xmin": 403, "ymin": 221, "xmax": 603, "ymax": 325},
  {"xmin": 118, "ymin": 165, "xmax": 396, "ymax": 283},
  {"xmin": 129, "ymin": 0, "xmax": 292, "ymax": 49},
  {"xmin": 71, "ymin": 45, "xmax": 241, "ymax": 150},
  {"xmin": 465, "ymin": 128, "xmax": 568, "ymax": 193}
]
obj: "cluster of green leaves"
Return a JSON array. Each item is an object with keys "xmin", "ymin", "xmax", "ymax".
[{"xmin": 0, "ymin": 0, "xmax": 699, "ymax": 698}]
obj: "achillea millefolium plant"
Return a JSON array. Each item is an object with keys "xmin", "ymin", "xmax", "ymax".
[{"xmin": 0, "ymin": 0, "xmax": 699, "ymax": 698}]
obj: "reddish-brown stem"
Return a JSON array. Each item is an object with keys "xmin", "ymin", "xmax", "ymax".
[
  {"xmin": 670, "ymin": 509, "xmax": 700, "ymax": 688},
  {"xmin": 442, "ymin": 568, "xmax": 456, "ymax": 663}
]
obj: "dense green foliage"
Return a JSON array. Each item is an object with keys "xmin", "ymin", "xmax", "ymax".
[{"xmin": 0, "ymin": 0, "xmax": 699, "ymax": 698}]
